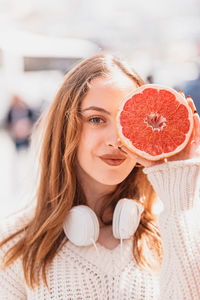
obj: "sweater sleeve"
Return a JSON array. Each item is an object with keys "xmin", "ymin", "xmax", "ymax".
[
  {"xmin": 0, "ymin": 233, "xmax": 27, "ymax": 299},
  {"xmin": 143, "ymin": 159, "xmax": 200, "ymax": 300},
  {"xmin": 0, "ymin": 247, "xmax": 27, "ymax": 299},
  {"xmin": 0, "ymin": 205, "xmax": 35, "ymax": 300}
]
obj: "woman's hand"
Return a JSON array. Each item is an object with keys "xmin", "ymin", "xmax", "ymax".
[
  {"xmin": 167, "ymin": 96, "xmax": 200, "ymax": 162},
  {"xmin": 119, "ymin": 95, "xmax": 200, "ymax": 168},
  {"xmin": 119, "ymin": 145, "xmax": 164, "ymax": 168}
]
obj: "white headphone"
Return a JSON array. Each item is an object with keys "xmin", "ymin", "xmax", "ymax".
[{"xmin": 63, "ymin": 198, "xmax": 144, "ymax": 247}]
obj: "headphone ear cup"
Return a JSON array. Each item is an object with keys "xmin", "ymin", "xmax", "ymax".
[
  {"xmin": 113, "ymin": 199, "xmax": 144, "ymax": 239},
  {"xmin": 63, "ymin": 205, "xmax": 99, "ymax": 246}
]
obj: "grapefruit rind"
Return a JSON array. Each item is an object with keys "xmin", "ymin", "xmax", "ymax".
[{"xmin": 116, "ymin": 84, "xmax": 194, "ymax": 161}]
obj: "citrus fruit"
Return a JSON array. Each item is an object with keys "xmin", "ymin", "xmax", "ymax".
[{"xmin": 116, "ymin": 84, "xmax": 194, "ymax": 161}]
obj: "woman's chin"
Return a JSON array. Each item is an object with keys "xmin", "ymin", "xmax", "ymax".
[{"xmin": 96, "ymin": 175, "xmax": 127, "ymax": 186}]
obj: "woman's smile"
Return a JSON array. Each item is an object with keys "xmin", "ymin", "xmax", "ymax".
[{"xmin": 99, "ymin": 153, "xmax": 126, "ymax": 166}]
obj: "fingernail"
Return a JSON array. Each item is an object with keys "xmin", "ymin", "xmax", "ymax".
[
  {"xmin": 179, "ymin": 89, "xmax": 185, "ymax": 97},
  {"xmin": 187, "ymin": 96, "xmax": 198, "ymax": 112}
]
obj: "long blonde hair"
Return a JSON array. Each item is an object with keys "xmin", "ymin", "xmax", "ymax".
[{"xmin": 0, "ymin": 54, "xmax": 163, "ymax": 288}]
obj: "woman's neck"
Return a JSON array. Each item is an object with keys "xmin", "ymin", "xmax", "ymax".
[{"xmin": 77, "ymin": 165, "xmax": 116, "ymax": 217}]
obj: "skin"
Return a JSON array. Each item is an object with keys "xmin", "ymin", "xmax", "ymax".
[
  {"xmin": 76, "ymin": 74, "xmax": 200, "ymax": 249},
  {"xmin": 76, "ymin": 73, "xmax": 138, "ymax": 249}
]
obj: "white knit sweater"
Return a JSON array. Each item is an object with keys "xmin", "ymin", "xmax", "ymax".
[{"xmin": 0, "ymin": 159, "xmax": 200, "ymax": 299}]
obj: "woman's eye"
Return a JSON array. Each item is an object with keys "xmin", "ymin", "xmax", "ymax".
[{"xmin": 89, "ymin": 117, "xmax": 105, "ymax": 124}]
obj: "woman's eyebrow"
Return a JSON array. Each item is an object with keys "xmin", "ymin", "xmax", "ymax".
[{"xmin": 81, "ymin": 106, "xmax": 111, "ymax": 115}]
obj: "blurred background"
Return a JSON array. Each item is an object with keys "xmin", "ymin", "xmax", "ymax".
[{"xmin": 0, "ymin": 0, "xmax": 200, "ymax": 218}]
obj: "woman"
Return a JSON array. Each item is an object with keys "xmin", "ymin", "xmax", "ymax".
[{"xmin": 0, "ymin": 54, "xmax": 200, "ymax": 299}]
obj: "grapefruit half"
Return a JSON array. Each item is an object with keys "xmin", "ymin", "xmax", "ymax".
[{"xmin": 116, "ymin": 84, "xmax": 194, "ymax": 161}]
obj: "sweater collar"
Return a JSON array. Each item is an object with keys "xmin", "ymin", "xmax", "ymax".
[{"xmin": 58, "ymin": 238, "xmax": 135, "ymax": 275}]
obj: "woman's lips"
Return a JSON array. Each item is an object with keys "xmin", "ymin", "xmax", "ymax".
[{"xmin": 100, "ymin": 158, "xmax": 126, "ymax": 166}]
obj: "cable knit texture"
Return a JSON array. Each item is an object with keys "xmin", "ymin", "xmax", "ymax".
[{"xmin": 0, "ymin": 159, "xmax": 200, "ymax": 299}]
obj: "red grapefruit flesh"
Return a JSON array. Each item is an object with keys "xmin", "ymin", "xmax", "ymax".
[{"xmin": 116, "ymin": 84, "xmax": 194, "ymax": 161}]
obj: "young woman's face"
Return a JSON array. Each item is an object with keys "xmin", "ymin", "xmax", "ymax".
[{"xmin": 76, "ymin": 73, "xmax": 138, "ymax": 187}]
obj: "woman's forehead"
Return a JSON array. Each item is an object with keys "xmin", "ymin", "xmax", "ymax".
[
  {"xmin": 81, "ymin": 75, "xmax": 137, "ymax": 109},
  {"xmin": 90, "ymin": 73, "xmax": 136, "ymax": 89}
]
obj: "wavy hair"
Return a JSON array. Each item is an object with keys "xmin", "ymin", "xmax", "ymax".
[{"xmin": 0, "ymin": 54, "xmax": 163, "ymax": 288}]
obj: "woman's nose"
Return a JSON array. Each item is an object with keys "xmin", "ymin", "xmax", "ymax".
[
  {"xmin": 106, "ymin": 126, "xmax": 122, "ymax": 149},
  {"xmin": 108, "ymin": 138, "xmax": 122, "ymax": 148}
]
